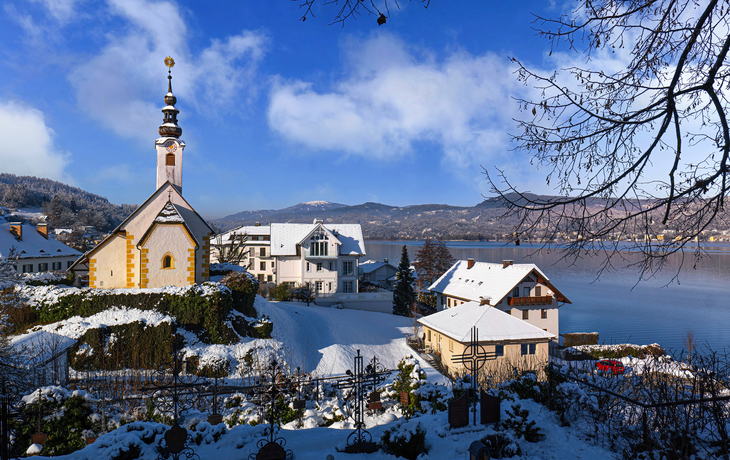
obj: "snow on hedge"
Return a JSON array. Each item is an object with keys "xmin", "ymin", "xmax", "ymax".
[{"xmin": 30, "ymin": 306, "xmax": 174, "ymax": 339}]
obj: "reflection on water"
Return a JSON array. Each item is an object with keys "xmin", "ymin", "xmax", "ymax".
[{"xmin": 364, "ymin": 241, "xmax": 730, "ymax": 352}]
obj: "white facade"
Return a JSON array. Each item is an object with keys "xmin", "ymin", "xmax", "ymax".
[
  {"xmin": 428, "ymin": 259, "xmax": 571, "ymax": 338},
  {"xmin": 211, "ymin": 225, "xmax": 275, "ymax": 283},
  {"xmin": 213, "ymin": 220, "xmax": 366, "ymax": 293}
]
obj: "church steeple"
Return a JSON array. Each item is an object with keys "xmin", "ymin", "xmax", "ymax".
[
  {"xmin": 155, "ymin": 56, "xmax": 186, "ymax": 192},
  {"xmin": 159, "ymin": 56, "xmax": 182, "ymax": 138}
]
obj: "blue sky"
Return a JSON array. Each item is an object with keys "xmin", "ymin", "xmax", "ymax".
[{"xmin": 0, "ymin": 0, "xmax": 581, "ymax": 219}]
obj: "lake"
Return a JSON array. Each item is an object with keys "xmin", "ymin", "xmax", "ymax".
[{"xmin": 364, "ymin": 240, "xmax": 730, "ymax": 352}]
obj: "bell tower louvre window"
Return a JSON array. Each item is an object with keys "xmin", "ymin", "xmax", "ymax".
[{"xmin": 166, "ymin": 153, "xmax": 175, "ymax": 166}]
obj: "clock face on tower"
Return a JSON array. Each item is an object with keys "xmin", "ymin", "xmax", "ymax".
[{"xmin": 164, "ymin": 140, "xmax": 178, "ymax": 153}]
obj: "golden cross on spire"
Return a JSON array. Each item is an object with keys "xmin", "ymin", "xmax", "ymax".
[{"xmin": 164, "ymin": 56, "xmax": 175, "ymax": 70}]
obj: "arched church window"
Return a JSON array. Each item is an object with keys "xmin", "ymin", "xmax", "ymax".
[
  {"xmin": 166, "ymin": 153, "xmax": 175, "ymax": 166},
  {"xmin": 162, "ymin": 254, "xmax": 174, "ymax": 269}
]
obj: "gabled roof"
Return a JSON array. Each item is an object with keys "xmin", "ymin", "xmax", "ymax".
[
  {"xmin": 360, "ymin": 261, "xmax": 397, "ymax": 274},
  {"xmin": 270, "ymin": 222, "xmax": 365, "ymax": 256},
  {"xmin": 137, "ymin": 201, "xmax": 199, "ymax": 248},
  {"xmin": 217, "ymin": 225, "xmax": 271, "ymax": 240},
  {"xmin": 418, "ymin": 301, "xmax": 555, "ymax": 343},
  {"xmin": 428, "ymin": 260, "xmax": 571, "ymax": 305},
  {"xmin": 0, "ymin": 224, "xmax": 81, "ymax": 259}
]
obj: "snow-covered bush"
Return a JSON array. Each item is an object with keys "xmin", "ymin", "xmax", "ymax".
[
  {"xmin": 12, "ymin": 386, "xmax": 97, "ymax": 457},
  {"xmin": 380, "ymin": 419, "xmax": 428, "ymax": 460},
  {"xmin": 220, "ymin": 271, "xmax": 259, "ymax": 317},
  {"xmin": 498, "ymin": 404, "xmax": 544, "ymax": 443},
  {"xmin": 390, "ymin": 356, "xmax": 428, "ymax": 419},
  {"xmin": 482, "ymin": 432, "xmax": 522, "ymax": 458}
]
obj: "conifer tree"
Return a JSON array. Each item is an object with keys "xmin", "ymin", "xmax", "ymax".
[{"xmin": 393, "ymin": 245, "xmax": 415, "ymax": 316}]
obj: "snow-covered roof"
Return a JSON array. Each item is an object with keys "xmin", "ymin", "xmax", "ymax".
[
  {"xmin": 360, "ymin": 261, "xmax": 396, "ymax": 274},
  {"xmin": 0, "ymin": 224, "xmax": 81, "ymax": 259},
  {"xmin": 11, "ymin": 330, "xmax": 77, "ymax": 365},
  {"xmin": 428, "ymin": 260, "xmax": 570, "ymax": 305},
  {"xmin": 217, "ymin": 225, "xmax": 271, "ymax": 240},
  {"xmin": 270, "ymin": 222, "xmax": 365, "ymax": 256},
  {"xmin": 418, "ymin": 301, "xmax": 555, "ymax": 343}
]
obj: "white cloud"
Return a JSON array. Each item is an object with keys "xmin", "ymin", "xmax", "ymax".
[
  {"xmin": 27, "ymin": 0, "xmax": 83, "ymax": 22},
  {"xmin": 69, "ymin": 0, "xmax": 267, "ymax": 141},
  {"xmin": 267, "ymin": 33, "xmax": 524, "ymax": 175},
  {"xmin": 0, "ymin": 101, "xmax": 73, "ymax": 182}
]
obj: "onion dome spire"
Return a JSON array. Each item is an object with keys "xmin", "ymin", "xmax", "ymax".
[{"xmin": 159, "ymin": 56, "xmax": 182, "ymax": 138}]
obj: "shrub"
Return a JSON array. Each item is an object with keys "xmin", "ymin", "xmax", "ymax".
[
  {"xmin": 391, "ymin": 356, "xmax": 427, "ymax": 419},
  {"xmin": 70, "ymin": 321, "xmax": 177, "ymax": 370},
  {"xmin": 482, "ymin": 432, "xmax": 522, "ymax": 458},
  {"xmin": 499, "ymin": 404, "xmax": 544, "ymax": 443},
  {"xmin": 272, "ymin": 283, "xmax": 291, "ymax": 301},
  {"xmin": 221, "ymin": 272, "xmax": 258, "ymax": 317},
  {"xmin": 381, "ymin": 421, "xmax": 428, "ymax": 460}
]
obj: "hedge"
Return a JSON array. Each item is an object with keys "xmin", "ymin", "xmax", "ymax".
[{"xmin": 23, "ymin": 283, "xmax": 236, "ymax": 344}]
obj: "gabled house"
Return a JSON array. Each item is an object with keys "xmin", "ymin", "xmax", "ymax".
[
  {"xmin": 211, "ymin": 224, "xmax": 273, "ymax": 283},
  {"xmin": 428, "ymin": 259, "xmax": 571, "ymax": 338},
  {"xmin": 0, "ymin": 222, "xmax": 81, "ymax": 273},
  {"xmin": 359, "ymin": 259, "xmax": 398, "ymax": 288},
  {"xmin": 270, "ymin": 220, "xmax": 365, "ymax": 294},
  {"xmin": 70, "ymin": 64, "xmax": 213, "ymax": 288},
  {"xmin": 418, "ymin": 301, "xmax": 554, "ymax": 378}
]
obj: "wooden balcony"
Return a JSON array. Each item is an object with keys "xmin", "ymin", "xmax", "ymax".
[{"xmin": 508, "ymin": 295, "xmax": 553, "ymax": 306}]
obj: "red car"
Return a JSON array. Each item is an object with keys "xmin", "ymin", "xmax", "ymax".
[{"xmin": 596, "ymin": 359, "xmax": 625, "ymax": 375}]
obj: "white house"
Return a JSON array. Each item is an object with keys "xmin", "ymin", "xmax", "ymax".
[
  {"xmin": 428, "ymin": 259, "xmax": 571, "ymax": 338},
  {"xmin": 0, "ymin": 222, "xmax": 81, "ymax": 273},
  {"xmin": 270, "ymin": 220, "xmax": 365, "ymax": 294},
  {"xmin": 211, "ymin": 224, "xmax": 274, "ymax": 283}
]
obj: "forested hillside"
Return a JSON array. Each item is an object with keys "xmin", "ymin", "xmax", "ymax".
[{"xmin": 0, "ymin": 173, "xmax": 136, "ymax": 232}]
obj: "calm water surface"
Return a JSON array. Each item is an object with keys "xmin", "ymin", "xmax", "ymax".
[{"xmin": 364, "ymin": 241, "xmax": 730, "ymax": 352}]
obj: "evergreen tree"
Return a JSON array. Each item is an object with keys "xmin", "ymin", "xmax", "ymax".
[{"xmin": 393, "ymin": 245, "xmax": 415, "ymax": 316}]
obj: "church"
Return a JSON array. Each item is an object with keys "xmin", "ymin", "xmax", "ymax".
[{"xmin": 71, "ymin": 58, "xmax": 212, "ymax": 289}]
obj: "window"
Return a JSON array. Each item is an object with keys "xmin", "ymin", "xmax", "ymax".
[
  {"xmin": 22, "ymin": 264, "xmax": 33, "ymax": 273},
  {"xmin": 310, "ymin": 231, "xmax": 329, "ymax": 256},
  {"xmin": 427, "ymin": 329, "xmax": 431, "ymax": 341},
  {"xmin": 329, "ymin": 262, "xmax": 333, "ymax": 271},
  {"xmin": 317, "ymin": 262, "xmax": 322, "ymax": 272},
  {"xmin": 541, "ymin": 309, "xmax": 548, "ymax": 319},
  {"xmin": 524, "ymin": 287, "xmax": 530, "ymax": 297},
  {"xmin": 513, "ymin": 287, "xmax": 520, "ymax": 297},
  {"xmin": 52, "ymin": 262, "xmax": 62, "ymax": 270},
  {"xmin": 495, "ymin": 345, "xmax": 504, "ymax": 357},
  {"xmin": 447, "ymin": 298, "xmax": 451, "ymax": 307},
  {"xmin": 342, "ymin": 280, "xmax": 354, "ymax": 293},
  {"xmin": 67, "ymin": 261, "xmax": 73, "ymax": 268},
  {"xmin": 521, "ymin": 343, "xmax": 537, "ymax": 355},
  {"xmin": 328, "ymin": 282, "xmax": 332, "ymax": 291},
  {"xmin": 315, "ymin": 281, "xmax": 323, "ymax": 292},
  {"xmin": 260, "ymin": 261, "xmax": 266, "ymax": 271},
  {"xmin": 522, "ymin": 309, "xmax": 529, "ymax": 320},
  {"xmin": 535, "ymin": 286, "xmax": 542, "ymax": 296},
  {"xmin": 267, "ymin": 275, "xmax": 273, "ymax": 282},
  {"xmin": 162, "ymin": 254, "xmax": 173, "ymax": 269},
  {"xmin": 38, "ymin": 263, "xmax": 48, "ymax": 272},
  {"xmin": 306, "ymin": 262, "xmax": 310, "ymax": 272},
  {"xmin": 449, "ymin": 339, "xmax": 453, "ymax": 352},
  {"xmin": 258, "ymin": 274, "xmax": 264, "ymax": 282},
  {"xmin": 259, "ymin": 247, "xmax": 266, "ymax": 257},
  {"xmin": 342, "ymin": 261, "xmax": 353, "ymax": 276},
  {"xmin": 165, "ymin": 153, "xmax": 175, "ymax": 166}
]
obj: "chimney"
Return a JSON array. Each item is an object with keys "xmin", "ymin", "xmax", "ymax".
[
  {"xmin": 384, "ymin": 258, "xmax": 388, "ymax": 264},
  {"xmin": 255, "ymin": 222, "xmax": 261, "ymax": 227},
  {"xmin": 467, "ymin": 258, "xmax": 475, "ymax": 269},
  {"xmin": 479, "ymin": 296, "xmax": 490, "ymax": 306},
  {"xmin": 10, "ymin": 222, "xmax": 22, "ymax": 241},
  {"xmin": 37, "ymin": 222, "xmax": 48, "ymax": 239},
  {"xmin": 503, "ymin": 260, "xmax": 514, "ymax": 268}
]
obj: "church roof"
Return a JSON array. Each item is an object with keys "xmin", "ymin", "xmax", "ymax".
[{"xmin": 137, "ymin": 200, "xmax": 199, "ymax": 248}]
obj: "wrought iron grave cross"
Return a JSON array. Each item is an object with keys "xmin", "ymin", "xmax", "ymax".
[{"xmin": 452, "ymin": 326, "xmax": 495, "ymax": 425}]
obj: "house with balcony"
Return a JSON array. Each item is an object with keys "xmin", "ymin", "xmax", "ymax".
[
  {"xmin": 427, "ymin": 259, "xmax": 571, "ymax": 338},
  {"xmin": 270, "ymin": 220, "xmax": 365, "ymax": 294}
]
